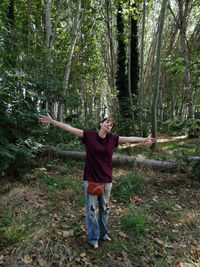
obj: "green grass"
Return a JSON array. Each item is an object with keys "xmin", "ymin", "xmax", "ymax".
[
  {"xmin": 0, "ymin": 216, "xmax": 33, "ymax": 244},
  {"xmin": 113, "ymin": 171, "xmax": 148, "ymax": 203},
  {"xmin": 121, "ymin": 207, "xmax": 147, "ymax": 239}
]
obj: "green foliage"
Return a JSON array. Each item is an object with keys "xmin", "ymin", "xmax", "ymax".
[
  {"xmin": 162, "ymin": 118, "xmax": 187, "ymax": 136},
  {"xmin": 43, "ymin": 126, "xmax": 84, "ymax": 151},
  {"xmin": 121, "ymin": 207, "xmax": 147, "ymax": 238},
  {"xmin": 165, "ymin": 57, "xmax": 185, "ymax": 76},
  {"xmin": 113, "ymin": 171, "xmax": 148, "ymax": 203},
  {"xmin": 162, "ymin": 118, "xmax": 200, "ymax": 139},
  {"xmin": 187, "ymin": 119, "xmax": 200, "ymax": 138},
  {"xmin": 171, "ymin": 139, "xmax": 200, "ymax": 175},
  {"xmin": 0, "ymin": 70, "xmax": 43, "ymax": 176}
]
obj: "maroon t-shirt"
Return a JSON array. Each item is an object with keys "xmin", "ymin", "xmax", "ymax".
[{"xmin": 82, "ymin": 130, "xmax": 119, "ymax": 183}]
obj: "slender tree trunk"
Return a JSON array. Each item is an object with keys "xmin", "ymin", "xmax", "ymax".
[
  {"xmin": 159, "ymin": 89, "xmax": 163, "ymax": 127},
  {"xmin": 80, "ymin": 77, "xmax": 87, "ymax": 126},
  {"xmin": 178, "ymin": 0, "xmax": 194, "ymax": 119},
  {"xmin": 5, "ymin": 0, "xmax": 15, "ymax": 68},
  {"xmin": 139, "ymin": 0, "xmax": 146, "ymax": 135},
  {"xmin": 151, "ymin": 0, "xmax": 168, "ymax": 150},
  {"xmin": 44, "ymin": 0, "xmax": 64, "ymax": 120},
  {"xmin": 170, "ymin": 82, "xmax": 181, "ymax": 119},
  {"xmin": 129, "ymin": 3, "xmax": 139, "ymax": 102},
  {"xmin": 170, "ymin": 82, "xmax": 175, "ymax": 119},
  {"xmin": 63, "ymin": 0, "xmax": 81, "ymax": 93},
  {"xmin": 61, "ymin": 0, "xmax": 82, "ymax": 122},
  {"xmin": 105, "ymin": 0, "xmax": 115, "ymax": 92},
  {"xmin": 116, "ymin": 3, "xmax": 129, "ymax": 129},
  {"xmin": 143, "ymin": 28, "xmax": 157, "ymax": 99},
  {"xmin": 57, "ymin": 102, "xmax": 63, "ymax": 122},
  {"xmin": 105, "ymin": 0, "xmax": 117, "ymax": 116},
  {"xmin": 27, "ymin": 0, "xmax": 31, "ymax": 58},
  {"xmin": 89, "ymin": 73, "xmax": 94, "ymax": 119},
  {"xmin": 128, "ymin": 16, "xmax": 134, "ymax": 122},
  {"xmin": 45, "ymin": 0, "xmax": 56, "ymax": 119}
]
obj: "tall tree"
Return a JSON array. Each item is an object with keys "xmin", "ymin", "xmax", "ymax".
[
  {"xmin": 105, "ymin": 0, "xmax": 117, "ymax": 116},
  {"xmin": 151, "ymin": 0, "xmax": 168, "ymax": 150},
  {"xmin": 44, "ymin": 0, "xmax": 64, "ymax": 120},
  {"xmin": 58, "ymin": 0, "xmax": 82, "ymax": 122},
  {"xmin": 5, "ymin": 0, "xmax": 16, "ymax": 68},
  {"xmin": 129, "ymin": 2, "xmax": 139, "ymax": 111},
  {"xmin": 115, "ymin": 3, "xmax": 129, "ymax": 127},
  {"xmin": 177, "ymin": 0, "xmax": 194, "ymax": 119},
  {"xmin": 138, "ymin": 0, "xmax": 146, "ymax": 135}
]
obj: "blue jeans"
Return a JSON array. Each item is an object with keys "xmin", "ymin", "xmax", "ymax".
[{"xmin": 84, "ymin": 181, "xmax": 112, "ymax": 246}]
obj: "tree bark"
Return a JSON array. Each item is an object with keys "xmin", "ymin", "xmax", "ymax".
[
  {"xmin": 105, "ymin": 0, "xmax": 115, "ymax": 94},
  {"xmin": 63, "ymin": 0, "xmax": 82, "ymax": 93},
  {"xmin": 44, "ymin": 0, "xmax": 64, "ymax": 120},
  {"xmin": 127, "ymin": 12, "xmax": 135, "ymax": 122},
  {"xmin": 177, "ymin": 0, "xmax": 194, "ymax": 119},
  {"xmin": 41, "ymin": 149, "xmax": 178, "ymax": 172},
  {"xmin": 159, "ymin": 89, "xmax": 163, "ymax": 127},
  {"xmin": 27, "ymin": 0, "xmax": 31, "ymax": 57},
  {"xmin": 139, "ymin": 0, "xmax": 146, "ymax": 135},
  {"xmin": 151, "ymin": 0, "xmax": 168, "ymax": 150}
]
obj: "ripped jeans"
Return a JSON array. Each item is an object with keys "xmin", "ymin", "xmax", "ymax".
[{"xmin": 84, "ymin": 181, "xmax": 112, "ymax": 246}]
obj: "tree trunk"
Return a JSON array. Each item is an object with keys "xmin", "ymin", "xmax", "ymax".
[
  {"xmin": 27, "ymin": 0, "xmax": 31, "ymax": 57},
  {"xmin": 128, "ymin": 17, "xmax": 135, "ymax": 123},
  {"xmin": 139, "ymin": 0, "xmax": 146, "ymax": 135},
  {"xmin": 45, "ymin": 0, "xmax": 56, "ymax": 119},
  {"xmin": 178, "ymin": 0, "xmax": 194, "ymax": 119},
  {"xmin": 44, "ymin": 0, "xmax": 64, "ymax": 120},
  {"xmin": 5, "ymin": 0, "xmax": 15, "ymax": 68},
  {"xmin": 151, "ymin": 0, "xmax": 168, "ymax": 150},
  {"xmin": 63, "ymin": 0, "xmax": 81, "ymax": 93},
  {"xmin": 116, "ymin": 3, "xmax": 129, "ymax": 128},
  {"xmin": 128, "ymin": 9, "xmax": 135, "ymax": 122},
  {"xmin": 159, "ymin": 89, "xmax": 163, "ymax": 127},
  {"xmin": 59, "ymin": 0, "xmax": 82, "ymax": 122},
  {"xmin": 80, "ymin": 77, "xmax": 87, "ymax": 126},
  {"xmin": 169, "ymin": 82, "xmax": 175, "ymax": 119},
  {"xmin": 89, "ymin": 73, "xmax": 94, "ymax": 119},
  {"xmin": 129, "ymin": 3, "xmax": 139, "ymax": 101},
  {"xmin": 57, "ymin": 102, "xmax": 63, "ymax": 122},
  {"xmin": 105, "ymin": 0, "xmax": 116, "ymax": 111},
  {"xmin": 42, "ymin": 149, "xmax": 178, "ymax": 172}
]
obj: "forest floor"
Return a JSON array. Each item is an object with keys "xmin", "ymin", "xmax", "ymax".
[{"xmin": 0, "ymin": 134, "xmax": 200, "ymax": 267}]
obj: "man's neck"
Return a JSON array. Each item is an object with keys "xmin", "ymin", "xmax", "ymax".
[{"xmin": 98, "ymin": 129, "xmax": 107, "ymax": 139}]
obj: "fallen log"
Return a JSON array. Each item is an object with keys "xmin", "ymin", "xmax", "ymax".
[
  {"xmin": 188, "ymin": 156, "xmax": 200, "ymax": 162},
  {"xmin": 43, "ymin": 148, "xmax": 179, "ymax": 172}
]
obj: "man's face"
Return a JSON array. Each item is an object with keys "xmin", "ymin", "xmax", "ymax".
[{"xmin": 100, "ymin": 119, "xmax": 114, "ymax": 133}]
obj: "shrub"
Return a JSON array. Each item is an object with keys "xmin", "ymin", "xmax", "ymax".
[
  {"xmin": 0, "ymin": 71, "xmax": 43, "ymax": 176},
  {"xmin": 172, "ymin": 138, "xmax": 200, "ymax": 176},
  {"xmin": 162, "ymin": 118, "xmax": 187, "ymax": 136},
  {"xmin": 187, "ymin": 119, "xmax": 200, "ymax": 138}
]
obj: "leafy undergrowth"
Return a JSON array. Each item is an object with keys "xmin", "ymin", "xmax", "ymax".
[{"xmin": 0, "ymin": 158, "xmax": 200, "ymax": 267}]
